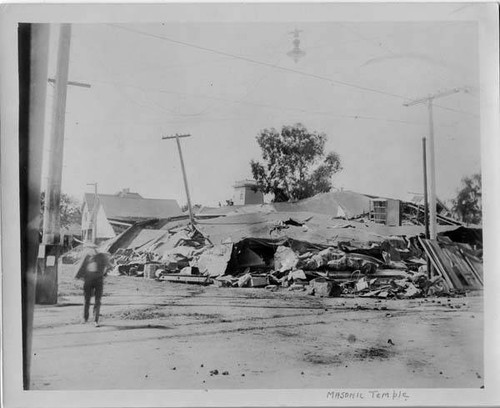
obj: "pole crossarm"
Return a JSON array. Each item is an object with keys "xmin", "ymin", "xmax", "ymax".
[
  {"xmin": 403, "ymin": 87, "xmax": 464, "ymax": 106},
  {"xmin": 48, "ymin": 78, "xmax": 91, "ymax": 88},
  {"xmin": 162, "ymin": 133, "xmax": 191, "ymax": 140}
]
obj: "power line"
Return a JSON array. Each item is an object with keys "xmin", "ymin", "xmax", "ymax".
[
  {"xmin": 107, "ymin": 23, "xmax": 477, "ymax": 118},
  {"xmin": 107, "ymin": 24, "xmax": 412, "ymax": 101},
  {"xmin": 84, "ymin": 77, "xmax": 431, "ymax": 126}
]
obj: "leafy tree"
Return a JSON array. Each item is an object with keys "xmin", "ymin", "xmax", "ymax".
[
  {"xmin": 250, "ymin": 123, "xmax": 342, "ymax": 202},
  {"xmin": 40, "ymin": 192, "xmax": 82, "ymax": 230},
  {"xmin": 452, "ymin": 173, "xmax": 482, "ymax": 224}
]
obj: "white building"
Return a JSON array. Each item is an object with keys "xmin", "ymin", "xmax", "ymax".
[{"xmin": 81, "ymin": 189, "xmax": 182, "ymax": 242}]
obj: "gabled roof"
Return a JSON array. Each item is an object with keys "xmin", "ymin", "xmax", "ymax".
[{"xmin": 83, "ymin": 193, "xmax": 182, "ymax": 221}]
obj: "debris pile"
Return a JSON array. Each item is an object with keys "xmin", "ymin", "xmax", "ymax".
[{"xmin": 105, "ymin": 218, "xmax": 483, "ymax": 298}]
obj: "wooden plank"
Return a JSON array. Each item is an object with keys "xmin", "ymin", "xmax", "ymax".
[
  {"xmin": 460, "ymin": 249, "xmax": 483, "ymax": 285},
  {"xmin": 160, "ymin": 274, "xmax": 211, "ymax": 285},
  {"xmin": 419, "ymin": 238, "xmax": 454, "ymax": 289},
  {"xmin": 428, "ymin": 241, "xmax": 464, "ymax": 290}
]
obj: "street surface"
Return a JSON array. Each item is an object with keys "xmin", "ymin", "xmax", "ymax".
[{"xmin": 30, "ymin": 264, "xmax": 483, "ymax": 390}]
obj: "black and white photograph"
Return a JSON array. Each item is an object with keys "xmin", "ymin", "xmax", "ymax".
[{"xmin": 1, "ymin": 2, "xmax": 499, "ymax": 407}]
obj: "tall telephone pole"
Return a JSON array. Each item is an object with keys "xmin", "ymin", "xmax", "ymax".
[
  {"xmin": 38, "ymin": 24, "xmax": 90, "ymax": 305},
  {"xmin": 162, "ymin": 133, "xmax": 195, "ymax": 225},
  {"xmin": 42, "ymin": 24, "xmax": 91, "ymax": 245},
  {"xmin": 41, "ymin": 24, "xmax": 72, "ymax": 245},
  {"xmin": 404, "ymin": 87, "xmax": 463, "ymax": 239},
  {"xmin": 422, "ymin": 137, "xmax": 430, "ymax": 239}
]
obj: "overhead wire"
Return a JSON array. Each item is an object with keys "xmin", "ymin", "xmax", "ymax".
[
  {"xmin": 79, "ymin": 77, "xmax": 432, "ymax": 126},
  {"xmin": 107, "ymin": 23, "xmax": 478, "ymax": 118},
  {"xmin": 71, "ymin": 23, "xmax": 478, "ymax": 128},
  {"xmin": 106, "ymin": 23, "xmax": 413, "ymax": 101},
  {"xmin": 337, "ymin": 22, "xmax": 479, "ymax": 117}
]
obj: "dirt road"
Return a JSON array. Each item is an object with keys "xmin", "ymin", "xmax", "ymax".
[{"xmin": 30, "ymin": 264, "xmax": 483, "ymax": 390}]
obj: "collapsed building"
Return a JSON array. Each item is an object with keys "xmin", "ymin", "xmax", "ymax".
[{"xmin": 98, "ymin": 191, "xmax": 482, "ymax": 299}]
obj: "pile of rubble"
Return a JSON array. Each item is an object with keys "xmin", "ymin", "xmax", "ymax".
[{"xmin": 104, "ymin": 223, "xmax": 477, "ymax": 299}]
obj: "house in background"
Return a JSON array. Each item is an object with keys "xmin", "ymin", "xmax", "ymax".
[
  {"xmin": 82, "ymin": 188, "xmax": 182, "ymax": 242},
  {"xmin": 232, "ymin": 180, "xmax": 264, "ymax": 205}
]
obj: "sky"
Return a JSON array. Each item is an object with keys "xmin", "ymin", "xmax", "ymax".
[{"xmin": 41, "ymin": 6, "xmax": 481, "ymax": 207}]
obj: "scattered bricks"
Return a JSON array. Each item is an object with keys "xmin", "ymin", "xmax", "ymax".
[
  {"xmin": 327, "ymin": 257, "xmax": 346, "ymax": 271},
  {"xmin": 213, "ymin": 279, "xmax": 226, "ymax": 288},
  {"xmin": 237, "ymin": 273, "xmax": 252, "ymax": 288},
  {"xmin": 288, "ymin": 284, "xmax": 306, "ymax": 291},
  {"xmin": 402, "ymin": 283, "xmax": 421, "ymax": 299},
  {"xmin": 310, "ymin": 277, "xmax": 342, "ymax": 297},
  {"xmin": 274, "ymin": 246, "xmax": 299, "ymax": 272},
  {"xmin": 355, "ymin": 277, "xmax": 369, "ymax": 292},
  {"xmin": 289, "ymin": 269, "xmax": 307, "ymax": 281},
  {"xmin": 250, "ymin": 275, "xmax": 269, "ymax": 288}
]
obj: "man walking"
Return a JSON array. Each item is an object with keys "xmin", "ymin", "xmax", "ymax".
[{"xmin": 75, "ymin": 244, "xmax": 110, "ymax": 327}]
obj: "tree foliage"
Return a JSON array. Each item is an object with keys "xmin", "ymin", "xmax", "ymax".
[
  {"xmin": 40, "ymin": 192, "xmax": 82, "ymax": 230},
  {"xmin": 451, "ymin": 173, "xmax": 482, "ymax": 224},
  {"xmin": 250, "ymin": 124, "xmax": 342, "ymax": 202}
]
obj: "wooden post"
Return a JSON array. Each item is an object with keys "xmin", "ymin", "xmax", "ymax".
[
  {"xmin": 41, "ymin": 24, "xmax": 71, "ymax": 245},
  {"xmin": 427, "ymin": 99, "xmax": 437, "ymax": 239},
  {"xmin": 162, "ymin": 133, "xmax": 195, "ymax": 225},
  {"xmin": 422, "ymin": 137, "xmax": 430, "ymax": 239},
  {"xmin": 37, "ymin": 24, "xmax": 71, "ymax": 306},
  {"xmin": 404, "ymin": 87, "xmax": 463, "ymax": 239}
]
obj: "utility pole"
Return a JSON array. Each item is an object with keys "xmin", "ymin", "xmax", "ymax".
[
  {"xmin": 42, "ymin": 24, "xmax": 91, "ymax": 245},
  {"xmin": 86, "ymin": 183, "xmax": 98, "ymax": 243},
  {"xmin": 404, "ymin": 87, "xmax": 463, "ymax": 239},
  {"xmin": 422, "ymin": 137, "xmax": 430, "ymax": 239},
  {"xmin": 41, "ymin": 24, "xmax": 72, "ymax": 245},
  {"xmin": 36, "ymin": 24, "xmax": 72, "ymax": 305},
  {"xmin": 162, "ymin": 133, "xmax": 195, "ymax": 225},
  {"xmin": 38, "ymin": 24, "xmax": 90, "ymax": 304}
]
